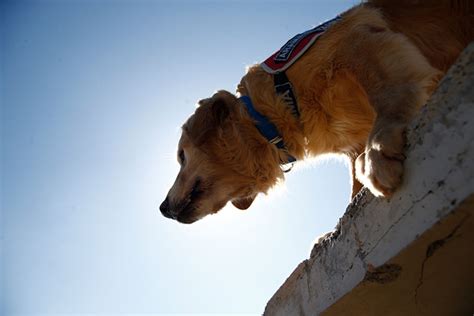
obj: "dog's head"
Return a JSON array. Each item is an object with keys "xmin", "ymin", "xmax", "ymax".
[{"xmin": 160, "ymin": 90, "xmax": 284, "ymax": 224}]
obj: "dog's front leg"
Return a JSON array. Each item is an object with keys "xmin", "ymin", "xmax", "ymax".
[
  {"xmin": 343, "ymin": 25, "xmax": 439, "ymax": 197},
  {"xmin": 355, "ymin": 106, "xmax": 410, "ymax": 197}
]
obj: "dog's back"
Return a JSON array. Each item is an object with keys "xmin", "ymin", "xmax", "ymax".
[{"xmin": 368, "ymin": 0, "xmax": 474, "ymax": 71}]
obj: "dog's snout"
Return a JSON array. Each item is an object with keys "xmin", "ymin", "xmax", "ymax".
[{"xmin": 159, "ymin": 197, "xmax": 175, "ymax": 219}]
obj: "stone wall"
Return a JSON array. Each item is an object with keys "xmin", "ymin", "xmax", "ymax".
[{"xmin": 264, "ymin": 43, "xmax": 474, "ymax": 316}]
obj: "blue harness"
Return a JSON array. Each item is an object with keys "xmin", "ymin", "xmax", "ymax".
[{"xmin": 239, "ymin": 94, "xmax": 297, "ymax": 169}]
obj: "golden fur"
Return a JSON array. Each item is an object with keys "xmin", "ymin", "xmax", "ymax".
[{"xmin": 160, "ymin": 0, "xmax": 474, "ymax": 223}]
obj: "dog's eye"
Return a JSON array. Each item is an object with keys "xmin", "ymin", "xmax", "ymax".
[{"xmin": 178, "ymin": 149, "xmax": 186, "ymax": 165}]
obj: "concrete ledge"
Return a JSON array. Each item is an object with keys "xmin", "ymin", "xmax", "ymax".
[
  {"xmin": 264, "ymin": 43, "xmax": 474, "ymax": 316},
  {"xmin": 323, "ymin": 194, "xmax": 474, "ymax": 315}
]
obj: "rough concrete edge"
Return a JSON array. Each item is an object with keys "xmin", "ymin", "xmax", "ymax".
[{"xmin": 264, "ymin": 42, "xmax": 474, "ymax": 316}]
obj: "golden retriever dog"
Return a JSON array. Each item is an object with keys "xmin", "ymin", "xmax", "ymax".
[{"xmin": 160, "ymin": 0, "xmax": 474, "ymax": 224}]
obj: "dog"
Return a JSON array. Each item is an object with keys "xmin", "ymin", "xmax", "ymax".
[{"xmin": 160, "ymin": 0, "xmax": 474, "ymax": 224}]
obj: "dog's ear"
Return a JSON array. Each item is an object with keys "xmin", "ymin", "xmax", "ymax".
[
  {"xmin": 186, "ymin": 92, "xmax": 234, "ymax": 145},
  {"xmin": 207, "ymin": 94, "xmax": 231, "ymax": 125},
  {"xmin": 232, "ymin": 194, "xmax": 257, "ymax": 210}
]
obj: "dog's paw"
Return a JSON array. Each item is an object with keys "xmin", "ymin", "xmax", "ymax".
[{"xmin": 355, "ymin": 147, "xmax": 405, "ymax": 197}]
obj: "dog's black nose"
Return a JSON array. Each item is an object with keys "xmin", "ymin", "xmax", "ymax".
[{"xmin": 159, "ymin": 197, "xmax": 174, "ymax": 219}]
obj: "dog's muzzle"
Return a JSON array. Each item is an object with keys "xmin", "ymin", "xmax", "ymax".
[
  {"xmin": 159, "ymin": 179, "xmax": 203, "ymax": 223},
  {"xmin": 159, "ymin": 197, "xmax": 176, "ymax": 219}
]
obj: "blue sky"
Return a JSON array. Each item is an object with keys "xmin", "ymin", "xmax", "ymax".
[{"xmin": 2, "ymin": 0, "xmax": 357, "ymax": 314}]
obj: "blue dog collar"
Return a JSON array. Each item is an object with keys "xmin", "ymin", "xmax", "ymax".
[{"xmin": 239, "ymin": 95, "xmax": 296, "ymax": 167}]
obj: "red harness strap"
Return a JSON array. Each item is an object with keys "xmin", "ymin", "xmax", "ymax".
[{"xmin": 261, "ymin": 16, "xmax": 341, "ymax": 74}]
